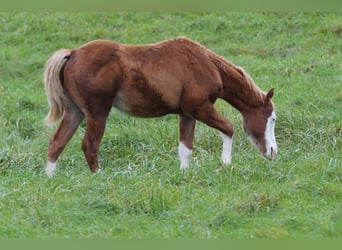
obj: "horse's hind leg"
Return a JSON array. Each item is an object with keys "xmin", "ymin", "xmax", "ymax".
[
  {"xmin": 46, "ymin": 104, "xmax": 84, "ymax": 177},
  {"xmin": 82, "ymin": 113, "xmax": 110, "ymax": 173},
  {"xmin": 193, "ymin": 101, "xmax": 234, "ymax": 165},
  {"xmin": 178, "ymin": 114, "xmax": 196, "ymax": 171}
]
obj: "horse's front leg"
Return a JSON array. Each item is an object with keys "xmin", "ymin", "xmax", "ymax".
[
  {"xmin": 219, "ymin": 132, "xmax": 233, "ymax": 165},
  {"xmin": 178, "ymin": 114, "xmax": 196, "ymax": 171},
  {"xmin": 192, "ymin": 101, "xmax": 234, "ymax": 165}
]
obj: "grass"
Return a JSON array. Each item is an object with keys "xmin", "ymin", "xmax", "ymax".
[{"xmin": 0, "ymin": 12, "xmax": 341, "ymax": 238}]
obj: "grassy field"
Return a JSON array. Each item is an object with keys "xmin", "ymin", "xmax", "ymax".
[{"xmin": 0, "ymin": 12, "xmax": 341, "ymax": 238}]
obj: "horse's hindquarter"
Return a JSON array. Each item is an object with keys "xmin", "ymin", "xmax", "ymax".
[{"xmin": 63, "ymin": 40, "xmax": 124, "ymax": 114}]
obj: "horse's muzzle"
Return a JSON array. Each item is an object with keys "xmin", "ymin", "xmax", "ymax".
[{"xmin": 263, "ymin": 147, "xmax": 277, "ymax": 160}]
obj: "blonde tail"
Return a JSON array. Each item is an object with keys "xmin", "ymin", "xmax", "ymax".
[{"xmin": 44, "ymin": 49, "xmax": 71, "ymax": 125}]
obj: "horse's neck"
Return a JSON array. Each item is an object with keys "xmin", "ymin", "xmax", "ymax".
[
  {"xmin": 225, "ymin": 74, "xmax": 263, "ymax": 111},
  {"xmin": 213, "ymin": 57, "xmax": 265, "ymax": 113}
]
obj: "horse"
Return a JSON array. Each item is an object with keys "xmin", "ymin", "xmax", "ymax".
[{"xmin": 43, "ymin": 37, "xmax": 277, "ymax": 178}]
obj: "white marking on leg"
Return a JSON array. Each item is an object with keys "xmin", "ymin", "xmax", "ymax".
[
  {"xmin": 220, "ymin": 133, "xmax": 233, "ymax": 165},
  {"xmin": 178, "ymin": 142, "xmax": 192, "ymax": 171},
  {"xmin": 45, "ymin": 161, "xmax": 57, "ymax": 178},
  {"xmin": 264, "ymin": 111, "xmax": 278, "ymax": 159}
]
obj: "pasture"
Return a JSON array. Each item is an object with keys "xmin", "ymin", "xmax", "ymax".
[{"xmin": 0, "ymin": 12, "xmax": 341, "ymax": 238}]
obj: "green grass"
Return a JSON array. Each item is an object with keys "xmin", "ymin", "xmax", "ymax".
[{"xmin": 0, "ymin": 12, "xmax": 341, "ymax": 238}]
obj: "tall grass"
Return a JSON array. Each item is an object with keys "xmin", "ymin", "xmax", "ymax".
[{"xmin": 0, "ymin": 12, "xmax": 341, "ymax": 238}]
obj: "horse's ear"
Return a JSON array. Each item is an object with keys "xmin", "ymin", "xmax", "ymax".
[{"xmin": 265, "ymin": 88, "xmax": 274, "ymax": 102}]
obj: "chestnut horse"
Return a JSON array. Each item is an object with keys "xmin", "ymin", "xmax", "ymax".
[{"xmin": 44, "ymin": 37, "xmax": 277, "ymax": 177}]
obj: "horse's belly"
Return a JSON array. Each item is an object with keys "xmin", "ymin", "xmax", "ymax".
[{"xmin": 113, "ymin": 90, "xmax": 178, "ymax": 118}]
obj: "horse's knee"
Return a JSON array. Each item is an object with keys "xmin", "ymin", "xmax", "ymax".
[
  {"xmin": 225, "ymin": 126, "xmax": 234, "ymax": 138},
  {"xmin": 219, "ymin": 122, "xmax": 234, "ymax": 138}
]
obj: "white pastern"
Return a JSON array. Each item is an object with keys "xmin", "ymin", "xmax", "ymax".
[
  {"xmin": 220, "ymin": 133, "xmax": 233, "ymax": 165},
  {"xmin": 45, "ymin": 161, "xmax": 57, "ymax": 178},
  {"xmin": 264, "ymin": 111, "xmax": 278, "ymax": 159},
  {"xmin": 178, "ymin": 142, "xmax": 192, "ymax": 171}
]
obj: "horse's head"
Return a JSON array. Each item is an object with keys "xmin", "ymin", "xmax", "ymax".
[{"xmin": 242, "ymin": 88, "xmax": 278, "ymax": 160}]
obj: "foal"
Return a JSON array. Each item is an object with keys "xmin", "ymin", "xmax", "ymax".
[{"xmin": 44, "ymin": 37, "xmax": 277, "ymax": 177}]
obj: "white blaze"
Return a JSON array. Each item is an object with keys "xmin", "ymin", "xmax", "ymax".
[{"xmin": 264, "ymin": 111, "xmax": 277, "ymax": 159}]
